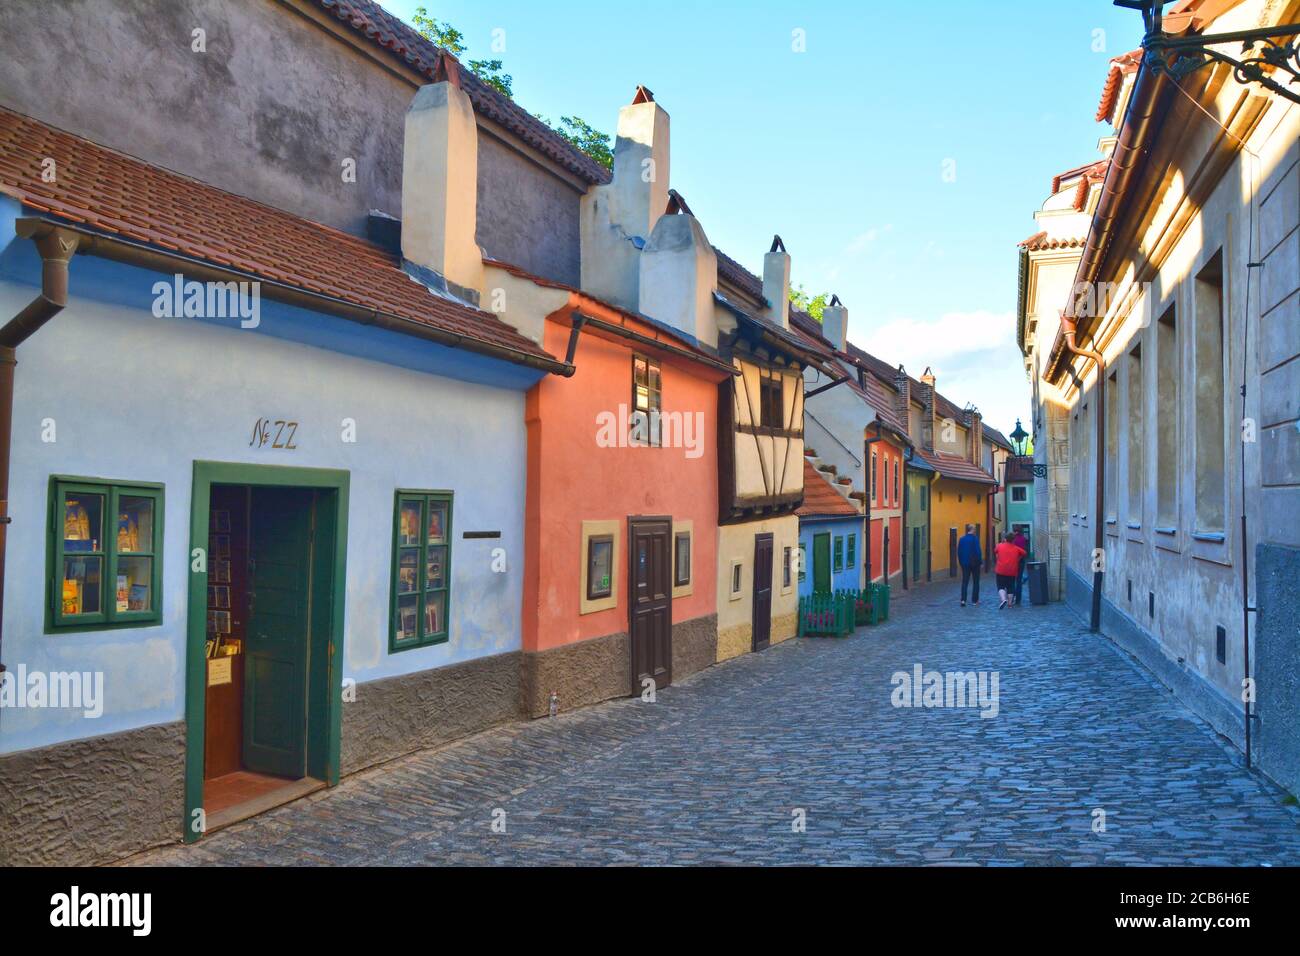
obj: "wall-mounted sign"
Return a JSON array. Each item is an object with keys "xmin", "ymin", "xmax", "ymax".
[{"xmin": 250, "ymin": 418, "xmax": 299, "ymax": 450}]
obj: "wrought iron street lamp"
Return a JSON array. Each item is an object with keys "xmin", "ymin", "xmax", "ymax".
[{"xmin": 1116, "ymin": 0, "xmax": 1300, "ymax": 105}]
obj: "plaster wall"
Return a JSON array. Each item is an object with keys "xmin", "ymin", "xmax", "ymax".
[
  {"xmin": 1059, "ymin": 55, "xmax": 1299, "ymax": 720},
  {"xmin": 0, "ymin": 236, "xmax": 532, "ymax": 756},
  {"xmin": 716, "ymin": 516, "xmax": 799, "ymax": 661},
  {"xmin": 0, "ymin": 0, "xmax": 584, "ymax": 284},
  {"xmin": 522, "ymin": 320, "xmax": 720, "ymax": 654}
]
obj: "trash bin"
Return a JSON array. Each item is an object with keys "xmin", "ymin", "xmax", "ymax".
[{"xmin": 1027, "ymin": 561, "xmax": 1048, "ymax": 605}]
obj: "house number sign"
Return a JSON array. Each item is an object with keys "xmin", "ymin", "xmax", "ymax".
[{"xmin": 250, "ymin": 417, "xmax": 299, "ymax": 450}]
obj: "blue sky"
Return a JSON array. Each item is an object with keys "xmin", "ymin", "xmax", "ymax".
[{"xmin": 381, "ymin": 0, "xmax": 1144, "ymax": 436}]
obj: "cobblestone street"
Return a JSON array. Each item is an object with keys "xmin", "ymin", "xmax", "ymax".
[{"xmin": 127, "ymin": 585, "xmax": 1300, "ymax": 866}]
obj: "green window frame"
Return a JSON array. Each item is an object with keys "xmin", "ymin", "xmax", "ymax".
[
  {"xmin": 390, "ymin": 490, "xmax": 453, "ymax": 652},
  {"xmin": 798, "ymin": 543, "xmax": 807, "ymax": 582},
  {"xmin": 833, "ymin": 535, "xmax": 844, "ymax": 572},
  {"xmin": 47, "ymin": 476, "xmax": 164, "ymax": 632},
  {"xmin": 846, "ymin": 533, "xmax": 857, "ymax": 569}
]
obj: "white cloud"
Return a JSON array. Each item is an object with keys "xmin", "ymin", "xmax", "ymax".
[{"xmin": 853, "ymin": 309, "xmax": 1031, "ymax": 436}]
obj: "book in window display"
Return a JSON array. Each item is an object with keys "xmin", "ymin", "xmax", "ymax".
[
  {"xmin": 428, "ymin": 503, "xmax": 446, "ymax": 544},
  {"xmin": 213, "ymin": 535, "xmax": 230, "ymax": 558},
  {"xmin": 64, "ymin": 496, "xmax": 99, "ymax": 552},
  {"xmin": 399, "ymin": 502, "xmax": 421, "ymax": 547},
  {"xmin": 397, "ymin": 550, "xmax": 418, "ymax": 593},
  {"xmin": 116, "ymin": 574, "xmax": 129, "ymax": 613},
  {"xmin": 424, "ymin": 592, "xmax": 444, "ymax": 636},
  {"xmin": 426, "ymin": 547, "xmax": 446, "ymax": 589},
  {"xmin": 128, "ymin": 584, "xmax": 149, "ymax": 612},
  {"xmin": 212, "ymin": 560, "xmax": 231, "ymax": 584},
  {"xmin": 62, "ymin": 557, "xmax": 101, "ymax": 615},
  {"xmin": 396, "ymin": 600, "xmax": 417, "ymax": 642}
]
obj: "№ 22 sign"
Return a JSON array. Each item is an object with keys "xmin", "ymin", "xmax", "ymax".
[{"xmin": 250, "ymin": 417, "xmax": 299, "ymax": 450}]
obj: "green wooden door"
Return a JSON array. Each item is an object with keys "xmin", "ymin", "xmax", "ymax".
[
  {"xmin": 813, "ymin": 532, "xmax": 831, "ymax": 593},
  {"xmin": 242, "ymin": 487, "xmax": 313, "ymax": 778}
]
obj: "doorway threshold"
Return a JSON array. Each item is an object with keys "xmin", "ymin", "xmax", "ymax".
[{"xmin": 204, "ymin": 772, "xmax": 327, "ymax": 834}]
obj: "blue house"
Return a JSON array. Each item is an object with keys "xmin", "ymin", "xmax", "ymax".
[{"xmin": 797, "ymin": 458, "xmax": 865, "ymax": 596}]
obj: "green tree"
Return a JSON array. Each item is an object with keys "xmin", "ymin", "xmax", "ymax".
[
  {"xmin": 535, "ymin": 115, "xmax": 613, "ymax": 170},
  {"xmin": 790, "ymin": 285, "xmax": 830, "ymax": 322},
  {"xmin": 411, "ymin": 7, "xmax": 512, "ymax": 98},
  {"xmin": 409, "ymin": 8, "xmax": 611, "ymax": 169}
]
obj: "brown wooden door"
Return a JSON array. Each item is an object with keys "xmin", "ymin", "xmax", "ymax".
[
  {"xmin": 629, "ymin": 516, "xmax": 672, "ymax": 695},
  {"xmin": 752, "ymin": 533, "xmax": 773, "ymax": 651}
]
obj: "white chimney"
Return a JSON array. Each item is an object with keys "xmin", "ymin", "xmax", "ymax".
[
  {"xmin": 401, "ymin": 54, "xmax": 484, "ymax": 301},
  {"xmin": 762, "ymin": 235, "xmax": 791, "ymax": 328},
  {"xmin": 821, "ymin": 295, "xmax": 848, "ymax": 351},
  {"xmin": 580, "ymin": 86, "xmax": 670, "ymax": 312},
  {"xmin": 638, "ymin": 191, "xmax": 718, "ymax": 348}
]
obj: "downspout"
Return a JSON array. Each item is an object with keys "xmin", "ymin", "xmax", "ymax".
[
  {"xmin": 1059, "ymin": 312, "xmax": 1105, "ymax": 632},
  {"xmin": 0, "ymin": 227, "xmax": 81, "ymax": 676}
]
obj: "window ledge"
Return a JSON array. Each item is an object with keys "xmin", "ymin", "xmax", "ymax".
[
  {"xmin": 1192, "ymin": 531, "xmax": 1226, "ymax": 543},
  {"xmin": 1154, "ymin": 526, "xmax": 1177, "ymax": 536},
  {"xmin": 1105, "ymin": 517, "xmax": 1118, "ymax": 526},
  {"xmin": 1127, "ymin": 521, "xmax": 1141, "ymax": 530}
]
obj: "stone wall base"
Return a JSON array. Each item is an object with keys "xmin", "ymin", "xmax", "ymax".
[
  {"xmin": 0, "ymin": 720, "xmax": 185, "ymax": 866},
  {"xmin": 1065, "ymin": 566, "xmax": 1245, "ymax": 750},
  {"xmin": 341, "ymin": 650, "xmax": 523, "ymax": 776},
  {"xmin": 522, "ymin": 630, "xmax": 629, "ymax": 718},
  {"xmin": 672, "ymin": 613, "xmax": 718, "ymax": 682},
  {"xmin": 1256, "ymin": 543, "xmax": 1300, "ymax": 797}
]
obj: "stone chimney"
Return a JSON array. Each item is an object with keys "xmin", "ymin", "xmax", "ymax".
[
  {"xmin": 821, "ymin": 294, "xmax": 848, "ymax": 352},
  {"xmin": 963, "ymin": 406, "xmax": 983, "ymax": 465},
  {"xmin": 893, "ymin": 364, "xmax": 910, "ymax": 431},
  {"xmin": 762, "ymin": 235, "xmax": 791, "ymax": 329},
  {"xmin": 919, "ymin": 366, "xmax": 937, "ymax": 451},
  {"xmin": 401, "ymin": 53, "xmax": 484, "ymax": 302},
  {"xmin": 638, "ymin": 191, "xmax": 718, "ymax": 348},
  {"xmin": 580, "ymin": 85, "xmax": 671, "ymax": 312}
]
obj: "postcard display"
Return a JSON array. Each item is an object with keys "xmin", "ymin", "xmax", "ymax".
[{"xmin": 204, "ymin": 486, "xmax": 249, "ymax": 780}]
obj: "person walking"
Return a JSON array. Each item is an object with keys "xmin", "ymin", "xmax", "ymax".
[
  {"xmin": 995, "ymin": 531, "xmax": 1027, "ymax": 609},
  {"xmin": 956, "ymin": 523, "xmax": 982, "ymax": 607},
  {"xmin": 1011, "ymin": 529, "xmax": 1029, "ymax": 606}
]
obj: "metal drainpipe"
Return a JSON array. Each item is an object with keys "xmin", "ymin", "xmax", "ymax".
[
  {"xmin": 1059, "ymin": 312, "xmax": 1105, "ymax": 632},
  {"xmin": 0, "ymin": 228, "xmax": 80, "ymax": 677}
]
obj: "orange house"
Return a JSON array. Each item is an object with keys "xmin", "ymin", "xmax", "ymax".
[{"xmin": 488, "ymin": 261, "xmax": 732, "ymax": 716}]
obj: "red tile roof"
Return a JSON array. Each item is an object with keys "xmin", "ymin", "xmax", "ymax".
[
  {"xmin": 797, "ymin": 459, "xmax": 861, "ymax": 518},
  {"xmin": 1096, "ymin": 49, "xmax": 1143, "ymax": 124},
  {"xmin": 0, "ymin": 107, "xmax": 561, "ymax": 368},
  {"xmin": 915, "ymin": 448, "xmax": 996, "ymax": 486},
  {"xmin": 312, "ymin": 0, "xmax": 611, "ymax": 185},
  {"xmin": 1005, "ymin": 455, "xmax": 1036, "ymax": 483},
  {"xmin": 713, "ymin": 246, "xmax": 766, "ymax": 306},
  {"xmin": 1018, "ymin": 232, "xmax": 1086, "ymax": 251},
  {"xmin": 484, "ymin": 256, "xmax": 731, "ymax": 371}
]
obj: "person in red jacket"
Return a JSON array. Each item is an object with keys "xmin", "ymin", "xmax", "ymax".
[{"xmin": 994, "ymin": 532, "xmax": 1027, "ymax": 609}]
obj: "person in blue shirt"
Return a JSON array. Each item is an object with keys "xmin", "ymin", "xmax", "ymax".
[{"xmin": 957, "ymin": 523, "xmax": 982, "ymax": 607}]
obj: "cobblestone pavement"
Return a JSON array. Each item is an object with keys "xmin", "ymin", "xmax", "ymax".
[{"xmin": 126, "ymin": 583, "xmax": 1300, "ymax": 865}]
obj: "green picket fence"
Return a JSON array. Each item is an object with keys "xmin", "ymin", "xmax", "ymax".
[{"xmin": 797, "ymin": 592, "xmax": 854, "ymax": 637}]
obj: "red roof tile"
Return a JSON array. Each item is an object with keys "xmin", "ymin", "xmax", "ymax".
[
  {"xmin": 797, "ymin": 459, "xmax": 861, "ymax": 518},
  {"xmin": 1096, "ymin": 49, "xmax": 1143, "ymax": 124},
  {"xmin": 1019, "ymin": 232, "xmax": 1086, "ymax": 251},
  {"xmin": 915, "ymin": 448, "xmax": 996, "ymax": 485},
  {"xmin": 313, "ymin": 0, "xmax": 610, "ymax": 185},
  {"xmin": 0, "ymin": 107, "xmax": 561, "ymax": 368}
]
